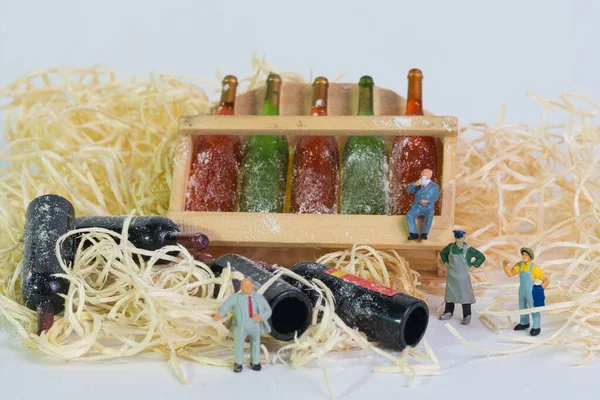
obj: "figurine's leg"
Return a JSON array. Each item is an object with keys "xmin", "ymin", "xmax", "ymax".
[
  {"xmin": 460, "ymin": 304, "xmax": 472, "ymax": 325},
  {"xmin": 248, "ymin": 324, "xmax": 262, "ymax": 370},
  {"xmin": 406, "ymin": 208, "xmax": 419, "ymax": 240},
  {"xmin": 439, "ymin": 302, "xmax": 454, "ymax": 320},
  {"xmin": 421, "ymin": 209, "xmax": 434, "ymax": 239},
  {"xmin": 529, "ymin": 294, "xmax": 541, "ymax": 335},
  {"xmin": 514, "ymin": 293, "xmax": 530, "ymax": 330},
  {"xmin": 518, "ymin": 294, "xmax": 530, "ymax": 325},
  {"xmin": 233, "ymin": 328, "xmax": 246, "ymax": 371}
]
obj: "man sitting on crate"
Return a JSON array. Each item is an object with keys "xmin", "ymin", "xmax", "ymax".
[{"xmin": 406, "ymin": 168, "xmax": 440, "ymax": 241}]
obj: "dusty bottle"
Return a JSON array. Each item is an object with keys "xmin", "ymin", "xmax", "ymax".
[
  {"xmin": 340, "ymin": 76, "xmax": 387, "ymax": 215},
  {"xmin": 287, "ymin": 262, "xmax": 429, "ymax": 350},
  {"xmin": 290, "ymin": 77, "xmax": 339, "ymax": 214},
  {"xmin": 185, "ymin": 75, "xmax": 242, "ymax": 212},
  {"xmin": 238, "ymin": 73, "xmax": 290, "ymax": 213},
  {"xmin": 22, "ymin": 194, "xmax": 75, "ymax": 335},
  {"xmin": 389, "ymin": 69, "xmax": 439, "ymax": 215},
  {"xmin": 73, "ymin": 216, "xmax": 209, "ymax": 263},
  {"xmin": 210, "ymin": 254, "xmax": 313, "ymax": 342}
]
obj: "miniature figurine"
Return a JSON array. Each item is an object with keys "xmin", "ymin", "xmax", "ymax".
[
  {"xmin": 213, "ymin": 278, "xmax": 273, "ymax": 372},
  {"xmin": 503, "ymin": 248, "xmax": 549, "ymax": 336},
  {"xmin": 406, "ymin": 168, "xmax": 440, "ymax": 240},
  {"xmin": 438, "ymin": 230, "xmax": 486, "ymax": 325}
]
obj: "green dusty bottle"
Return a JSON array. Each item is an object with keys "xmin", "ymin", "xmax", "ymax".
[
  {"xmin": 238, "ymin": 73, "xmax": 290, "ymax": 213},
  {"xmin": 340, "ymin": 76, "xmax": 387, "ymax": 215}
]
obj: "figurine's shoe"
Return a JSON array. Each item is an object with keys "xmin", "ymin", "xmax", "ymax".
[
  {"xmin": 529, "ymin": 328, "xmax": 541, "ymax": 336},
  {"xmin": 514, "ymin": 323, "xmax": 530, "ymax": 331},
  {"xmin": 250, "ymin": 363, "xmax": 262, "ymax": 371},
  {"xmin": 420, "ymin": 234, "xmax": 428, "ymax": 240},
  {"xmin": 460, "ymin": 315, "xmax": 471, "ymax": 325},
  {"xmin": 438, "ymin": 312, "xmax": 453, "ymax": 320},
  {"xmin": 408, "ymin": 233, "xmax": 419, "ymax": 240},
  {"xmin": 233, "ymin": 363, "xmax": 243, "ymax": 373}
]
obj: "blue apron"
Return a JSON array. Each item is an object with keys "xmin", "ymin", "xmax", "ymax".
[{"xmin": 518, "ymin": 262, "xmax": 542, "ymax": 329}]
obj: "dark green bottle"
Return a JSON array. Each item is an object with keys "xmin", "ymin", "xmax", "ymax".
[
  {"xmin": 340, "ymin": 76, "xmax": 388, "ymax": 215},
  {"xmin": 238, "ymin": 73, "xmax": 290, "ymax": 213}
]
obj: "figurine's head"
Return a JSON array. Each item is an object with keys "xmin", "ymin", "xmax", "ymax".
[
  {"xmin": 420, "ymin": 169, "xmax": 433, "ymax": 185},
  {"xmin": 521, "ymin": 248, "xmax": 534, "ymax": 262},
  {"xmin": 453, "ymin": 230, "xmax": 466, "ymax": 245},
  {"xmin": 240, "ymin": 278, "xmax": 255, "ymax": 294}
]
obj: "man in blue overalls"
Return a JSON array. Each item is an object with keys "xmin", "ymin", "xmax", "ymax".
[
  {"xmin": 503, "ymin": 247, "xmax": 550, "ymax": 336},
  {"xmin": 406, "ymin": 168, "xmax": 440, "ymax": 241}
]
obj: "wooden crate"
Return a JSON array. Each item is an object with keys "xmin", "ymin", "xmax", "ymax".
[{"xmin": 168, "ymin": 81, "xmax": 457, "ymax": 274}]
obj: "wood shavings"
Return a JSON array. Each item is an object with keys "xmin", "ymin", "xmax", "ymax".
[{"xmin": 0, "ymin": 56, "xmax": 598, "ymax": 387}]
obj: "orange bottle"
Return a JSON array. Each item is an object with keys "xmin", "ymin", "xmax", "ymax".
[
  {"xmin": 185, "ymin": 75, "xmax": 242, "ymax": 211},
  {"xmin": 389, "ymin": 69, "xmax": 439, "ymax": 215},
  {"xmin": 290, "ymin": 77, "xmax": 339, "ymax": 214}
]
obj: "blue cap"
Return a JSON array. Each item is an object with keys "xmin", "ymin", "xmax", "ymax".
[{"xmin": 453, "ymin": 230, "xmax": 466, "ymax": 238}]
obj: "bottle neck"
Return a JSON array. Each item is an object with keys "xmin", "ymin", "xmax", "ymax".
[
  {"xmin": 261, "ymin": 78, "xmax": 281, "ymax": 116},
  {"xmin": 164, "ymin": 232, "xmax": 210, "ymax": 250},
  {"xmin": 405, "ymin": 71, "xmax": 423, "ymax": 116},
  {"xmin": 357, "ymin": 85, "xmax": 374, "ymax": 116},
  {"xmin": 217, "ymin": 76, "xmax": 237, "ymax": 116}
]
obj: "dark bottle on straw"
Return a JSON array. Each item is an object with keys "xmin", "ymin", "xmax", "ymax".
[
  {"xmin": 73, "ymin": 216, "xmax": 209, "ymax": 263},
  {"xmin": 22, "ymin": 194, "xmax": 75, "ymax": 335},
  {"xmin": 288, "ymin": 262, "xmax": 429, "ymax": 350},
  {"xmin": 209, "ymin": 254, "xmax": 313, "ymax": 342}
]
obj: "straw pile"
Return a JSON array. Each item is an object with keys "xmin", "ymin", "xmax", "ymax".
[{"xmin": 0, "ymin": 54, "xmax": 598, "ymax": 387}]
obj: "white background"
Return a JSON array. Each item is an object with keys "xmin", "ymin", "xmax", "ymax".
[{"xmin": 1, "ymin": 0, "xmax": 599, "ymax": 399}]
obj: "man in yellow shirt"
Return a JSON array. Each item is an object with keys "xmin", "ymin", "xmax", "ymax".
[{"xmin": 503, "ymin": 247, "xmax": 549, "ymax": 336}]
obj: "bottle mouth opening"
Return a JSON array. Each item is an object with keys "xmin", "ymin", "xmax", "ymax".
[
  {"xmin": 268, "ymin": 293, "xmax": 313, "ymax": 342},
  {"xmin": 401, "ymin": 303, "xmax": 429, "ymax": 347}
]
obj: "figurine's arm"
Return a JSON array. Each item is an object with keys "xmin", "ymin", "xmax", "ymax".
[
  {"xmin": 440, "ymin": 244, "xmax": 451, "ymax": 265},
  {"xmin": 467, "ymin": 247, "xmax": 486, "ymax": 268},
  {"xmin": 407, "ymin": 182, "xmax": 419, "ymax": 194},
  {"xmin": 503, "ymin": 260, "xmax": 517, "ymax": 277},
  {"xmin": 429, "ymin": 184, "xmax": 440, "ymax": 203},
  {"xmin": 533, "ymin": 266, "xmax": 550, "ymax": 289},
  {"xmin": 214, "ymin": 294, "xmax": 236, "ymax": 320},
  {"xmin": 256, "ymin": 294, "xmax": 272, "ymax": 321}
]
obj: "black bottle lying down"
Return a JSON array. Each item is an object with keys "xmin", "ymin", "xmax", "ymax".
[
  {"xmin": 287, "ymin": 262, "xmax": 429, "ymax": 350},
  {"xmin": 21, "ymin": 194, "xmax": 210, "ymax": 335}
]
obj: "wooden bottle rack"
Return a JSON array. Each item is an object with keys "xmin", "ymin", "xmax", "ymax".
[{"xmin": 168, "ymin": 81, "xmax": 457, "ymax": 275}]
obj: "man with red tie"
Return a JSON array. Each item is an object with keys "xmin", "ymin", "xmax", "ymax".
[{"xmin": 213, "ymin": 278, "xmax": 272, "ymax": 372}]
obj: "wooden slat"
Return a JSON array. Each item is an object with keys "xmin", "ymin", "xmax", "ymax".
[
  {"xmin": 178, "ymin": 115, "xmax": 458, "ymax": 138},
  {"xmin": 169, "ymin": 211, "xmax": 453, "ymax": 249}
]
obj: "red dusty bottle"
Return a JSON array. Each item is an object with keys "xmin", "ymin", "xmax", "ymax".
[
  {"xmin": 185, "ymin": 75, "xmax": 242, "ymax": 212},
  {"xmin": 290, "ymin": 77, "xmax": 339, "ymax": 214},
  {"xmin": 389, "ymin": 69, "xmax": 439, "ymax": 215}
]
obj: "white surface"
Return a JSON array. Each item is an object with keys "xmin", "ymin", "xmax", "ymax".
[{"xmin": 1, "ymin": 0, "xmax": 599, "ymax": 399}]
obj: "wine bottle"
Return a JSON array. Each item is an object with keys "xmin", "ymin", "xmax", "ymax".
[
  {"xmin": 287, "ymin": 262, "xmax": 429, "ymax": 350},
  {"xmin": 290, "ymin": 77, "xmax": 339, "ymax": 214},
  {"xmin": 238, "ymin": 73, "xmax": 290, "ymax": 213},
  {"xmin": 22, "ymin": 194, "xmax": 75, "ymax": 335},
  {"xmin": 185, "ymin": 75, "xmax": 242, "ymax": 212},
  {"xmin": 389, "ymin": 69, "xmax": 439, "ymax": 215},
  {"xmin": 340, "ymin": 76, "xmax": 388, "ymax": 215},
  {"xmin": 210, "ymin": 254, "xmax": 313, "ymax": 342},
  {"xmin": 73, "ymin": 216, "xmax": 209, "ymax": 264}
]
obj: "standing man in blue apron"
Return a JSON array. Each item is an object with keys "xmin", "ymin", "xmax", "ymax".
[
  {"xmin": 503, "ymin": 247, "xmax": 549, "ymax": 336},
  {"xmin": 213, "ymin": 278, "xmax": 272, "ymax": 372},
  {"xmin": 439, "ymin": 230, "xmax": 486, "ymax": 325}
]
